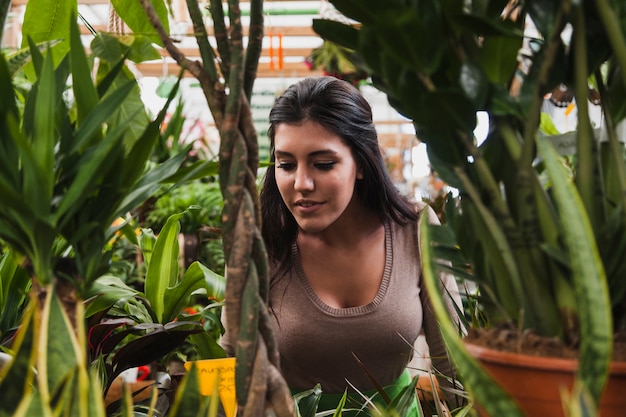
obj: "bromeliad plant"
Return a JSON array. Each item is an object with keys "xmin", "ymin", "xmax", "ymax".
[{"xmin": 314, "ymin": 0, "xmax": 626, "ymax": 415}]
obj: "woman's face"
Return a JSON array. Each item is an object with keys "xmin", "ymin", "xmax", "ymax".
[{"xmin": 273, "ymin": 120, "xmax": 363, "ymax": 234}]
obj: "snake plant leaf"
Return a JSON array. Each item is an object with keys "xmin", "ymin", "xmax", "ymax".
[
  {"xmin": 44, "ymin": 287, "xmax": 78, "ymax": 395},
  {"xmin": 419, "ymin": 216, "xmax": 524, "ymax": 417},
  {"xmin": 536, "ymin": 135, "xmax": 612, "ymax": 404},
  {"xmin": 110, "ymin": 0, "xmax": 169, "ymax": 47}
]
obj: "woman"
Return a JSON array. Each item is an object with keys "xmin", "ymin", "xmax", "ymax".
[{"xmin": 247, "ymin": 76, "xmax": 462, "ymax": 415}]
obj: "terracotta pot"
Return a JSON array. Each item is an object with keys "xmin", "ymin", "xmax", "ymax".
[{"xmin": 465, "ymin": 342, "xmax": 626, "ymax": 417}]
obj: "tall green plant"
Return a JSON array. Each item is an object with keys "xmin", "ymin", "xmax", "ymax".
[
  {"xmin": 122, "ymin": 1, "xmax": 295, "ymax": 415},
  {"xmin": 0, "ymin": 12, "xmax": 186, "ymax": 291}
]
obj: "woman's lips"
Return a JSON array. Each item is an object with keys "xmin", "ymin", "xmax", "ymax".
[{"xmin": 294, "ymin": 200, "xmax": 322, "ymax": 213}]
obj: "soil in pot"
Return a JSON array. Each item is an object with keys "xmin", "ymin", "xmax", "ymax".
[{"xmin": 465, "ymin": 327, "xmax": 626, "ymax": 417}]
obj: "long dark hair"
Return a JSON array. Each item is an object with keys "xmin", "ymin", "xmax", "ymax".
[{"xmin": 260, "ymin": 76, "xmax": 418, "ymax": 273}]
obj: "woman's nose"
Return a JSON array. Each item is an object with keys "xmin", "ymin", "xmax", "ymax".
[{"xmin": 294, "ymin": 168, "xmax": 314, "ymax": 191}]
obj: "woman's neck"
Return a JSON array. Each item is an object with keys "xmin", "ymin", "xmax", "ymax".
[{"xmin": 297, "ymin": 204, "xmax": 383, "ymax": 249}]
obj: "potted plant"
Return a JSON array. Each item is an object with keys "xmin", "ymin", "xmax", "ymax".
[{"xmin": 314, "ymin": 0, "xmax": 626, "ymax": 415}]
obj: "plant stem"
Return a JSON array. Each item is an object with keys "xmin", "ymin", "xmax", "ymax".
[
  {"xmin": 593, "ymin": 0, "xmax": 626, "ymax": 83},
  {"xmin": 572, "ymin": 4, "xmax": 601, "ymax": 229},
  {"xmin": 520, "ymin": 0, "xmax": 572, "ymax": 168}
]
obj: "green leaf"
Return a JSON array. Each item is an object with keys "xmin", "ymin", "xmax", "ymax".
[
  {"xmin": 0, "ymin": 301, "xmax": 37, "ymax": 417},
  {"xmin": 0, "ymin": 251, "xmax": 30, "ymax": 334},
  {"xmin": 111, "ymin": 0, "xmax": 169, "ymax": 47},
  {"xmin": 55, "ymin": 114, "xmax": 133, "ymax": 224},
  {"xmin": 419, "ymin": 216, "xmax": 524, "ymax": 417},
  {"xmin": 116, "ymin": 152, "xmax": 187, "ymax": 215},
  {"xmin": 480, "ymin": 35, "xmax": 522, "ymax": 86},
  {"xmin": 44, "ymin": 288, "xmax": 78, "ymax": 397},
  {"xmin": 144, "ymin": 213, "xmax": 183, "ymax": 322},
  {"xmin": 30, "ymin": 50, "xmax": 56, "ymax": 210},
  {"xmin": 69, "ymin": 11, "xmax": 99, "ymax": 124},
  {"xmin": 20, "ymin": 0, "xmax": 77, "ymax": 63},
  {"xmin": 312, "ymin": 19, "xmax": 359, "ymax": 50},
  {"xmin": 162, "ymin": 262, "xmax": 210, "ymax": 323},
  {"xmin": 330, "ymin": 0, "xmax": 384, "ymax": 25},
  {"xmin": 139, "ymin": 228, "xmax": 157, "ymax": 267},
  {"xmin": 0, "ymin": 0, "xmax": 10, "ymax": 46},
  {"xmin": 536, "ymin": 135, "xmax": 612, "ymax": 403},
  {"xmin": 189, "ymin": 332, "xmax": 227, "ymax": 360},
  {"xmin": 84, "ymin": 275, "xmax": 142, "ymax": 318},
  {"xmin": 294, "ymin": 384, "xmax": 322, "ymax": 417},
  {"xmin": 386, "ymin": 375, "xmax": 419, "ymax": 416},
  {"xmin": 167, "ymin": 363, "xmax": 209, "ymax": 416}
]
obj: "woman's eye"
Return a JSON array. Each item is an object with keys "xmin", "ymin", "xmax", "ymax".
[
  {"xmin": 276, "ymin": 162, "xmax": 295, "ymax": 171},
  {"xmin": 315, "ymin": 162, "xmax": 336, "ymax": 171}
]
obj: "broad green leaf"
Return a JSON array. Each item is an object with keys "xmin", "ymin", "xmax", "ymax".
[
  {"xmin": 84, "ymin": 275, "xmax": 142, "ymax": 318},
  {"xmin": 312, "ymin": 19, "xmax": 359, "ymax": 50},
  {"xmin": 21, "ymin": 0, "xmax": 77, "ymax": 63},
  {"xmin": 144, "ymin": 213, "xmax": 183, "ymax": 322},
  {"xmin": 111, "ymin": 0, "xmax": 169, "ymax": 47},
  {"xmin": 162, "ymin": 262, "xmax": 209, "ymax": 323},
  {"xmin": 202, "ymin": 263, "xmax": 226, "ymax": 301},
  {"xmin": 480, "ymin": 35, "xmax": 523, "ymax": 86},
  {"xmin": 189, "ymin": 332, "xmax": 227, "ymax": 360},
  {"xmin": 124, "ymin": 35, "xmax": 161, "ymax": 63}
]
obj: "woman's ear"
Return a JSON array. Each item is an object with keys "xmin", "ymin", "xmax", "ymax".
[{"xmin": 357, "ymin": 166, "xmax": 364, "ymax": 180}]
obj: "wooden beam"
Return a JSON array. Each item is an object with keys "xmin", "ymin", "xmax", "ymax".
[
  {"xmin": 155, "ymin": 47, "xmax": 314, "ymax": 59},
  {"xmin": 79, "ymin": 25, "xmax": 318, "ymax": 37},
  {"xmin": 134, "ymin": 61, "xmax": 323, "ymax": 78}
]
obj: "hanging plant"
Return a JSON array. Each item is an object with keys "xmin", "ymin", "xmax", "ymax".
[{"xmin": 307, "ymin": 40, "xmax": 367, "ymax": 87}]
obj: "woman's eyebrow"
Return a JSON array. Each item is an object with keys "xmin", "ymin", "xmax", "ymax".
[{"xmin": 274, "ymin": 149, "xmax": 338, "ymax": 158}]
